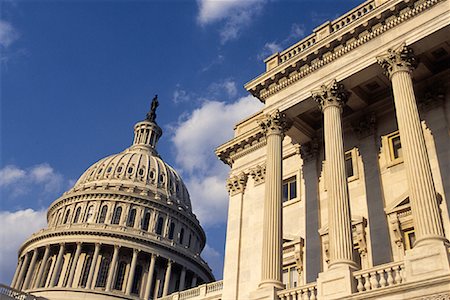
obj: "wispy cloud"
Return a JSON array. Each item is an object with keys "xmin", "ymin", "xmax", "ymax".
[
  {"xmin": 0, "ymin": 209, "xmax": 47, "ymax": 284},
  {"xmin": 172, "ymin": 85, "xmax": 192, "ymax": 104},
  {"xmin": 0, "ymin": 20, "xmax": 18, "ymax": 48},
  {"xmin": 197, "ymin": 0, "xmax": 267, "ymax": 44},
  {"xmin": 257, "ymin": 22, "xmax": 306, "ymax": 60},
  {"xmin": 208, "ymin": 78, "xmax": 238, "ymax": 99}
]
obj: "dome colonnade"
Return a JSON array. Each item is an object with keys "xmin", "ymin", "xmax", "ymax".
[{"xmin": 10, "ymin": 96, "xmax": 214, "ymax": 300}]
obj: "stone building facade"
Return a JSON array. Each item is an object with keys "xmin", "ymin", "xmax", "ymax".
[{"xmin": 6, "ymin": 98, "xmax": 214, "ymax": 300}]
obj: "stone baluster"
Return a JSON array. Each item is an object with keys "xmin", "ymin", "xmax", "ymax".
[
  {"xmin": 258, "ymin": 110, "xmax": 291, "ymax": 289},
  {"xmin": 34, "ymin": 245, "xmax": 50, "ymax": 288},
  {"xmin": 144, "ymin": 254, "xmax": 156, "ymax": 299},
  {"xmin": 15, "ymin": 252, "xmax": 30, "ymax": 290},
  {"xmin": 67, "ymin": 242, "xmax": 82, "ymax": 288},
  {"xmin": 105, "ymin": 245, "xmax": 120, "ymax": 292},
  {"xmin": 312, "ymin": 81, "xmax": 355, "ymax": 269},
  {"xmin": 22, "ymin": 248, "xmax": 39, "ymax": 290},
  {"xmin": 49, "ymin": 243, "xmax": 65, "ymax": 287},
  {"xmin": 85, "ymin": 243, "xmax": 100, "ymax": 289},
  {"xmin": 125, "ymin": 249, "xmax": 139, "ymax": 295},
  {"xmin": 162, "ymin": 259, "xmax": 172, "ymax": 296}
]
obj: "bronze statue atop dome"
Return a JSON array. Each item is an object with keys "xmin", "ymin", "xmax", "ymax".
[{"xmin": 146, "ymin": 94, "xmax": 159, "ymax": 122}]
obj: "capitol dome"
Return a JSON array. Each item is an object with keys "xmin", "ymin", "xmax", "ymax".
[{"xmin": 10, "ymin": 96, "xmax": 214, "ymax": 300}]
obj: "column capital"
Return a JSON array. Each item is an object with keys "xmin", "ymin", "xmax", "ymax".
[
  {"xmin": 299, "ymin": 139, "xmax": 320, "ymax": 162},
  {"xmin": 249, "ymin": 164, "xmax": 266, "ymax": 186},
  {"xmin": 312, "ymin": 80, "xmax": 349, "ymax": 111},
  {"xmin": 259, "ymin": 110, "xmax": 291, "ymax": 136},
  {"xmin": 226, "ymin": 172, "xmax": 248, "ymax": 195},
  {"xmin": 377, "ymin": 43, "xmax": 417, "ymax": 78}
]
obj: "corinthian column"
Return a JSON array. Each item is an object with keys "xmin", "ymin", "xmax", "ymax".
[
  {"xmin": 125, "ymin": 249, "xmax": 139, "ymax": 295},
  {"xmin": 67, "ymin": 243, "xmax": 82, "ymax": 288},
  {"xmin": 377, "ymin": 44, "xmax": 445, "ymax": 245},
  {"xmin": 105, "ymin": 245, "xmax": 120, "ymax": 292},
  {"xmin": 50, "ymin": 243, "xmax": 65, "ymax": 287},
  {"xmin": 312, "ymin": 80, "xmax": 355, "ymax": 269},
  {"xmin": 34, "ymin": 245, "xmax": 50, "ymax": 288},
  {"xmin": 378, "ymin": 44, "xmax": 449, "ymax": 280},
  {"xmin": 258, "ymin": 110, "xmax": 290, "ymax": 289},
  {"xmin": 23, "ymin": 248, "xmax": 39, "ymax": 290},
  {"xmin": 85, "ymin": 243, "xmax": 100, "ymax": 289},
  {"xmin": 144, "ymin": 254, "xmax": 156, "ymax": 299},
  {"xmin": 15, "ymin": 252, "xmax": 30, "ymax": 290},
  {"xmin": 162, "ymin": 259, "xmax": 172, "ymax": 296}
]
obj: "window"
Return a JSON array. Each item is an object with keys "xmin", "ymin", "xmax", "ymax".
[
  {"xmin": 188, "ymin": 234, "xmax": 192, "ymax": 248},
  {"xmin": 63, "ymin": 209, "xmax": 71, "ymax": 224},
  {"xmin": 387, "ymin": 131, "xmax": 403, "ymax": 162},
  {"xmin": 179, "ymin": 228, "xmax": 185, "ymax": 245},
  {"xmin": 112, "ymin": 207, "xmax": 122, "ymax": 225},
  {"xmin": 345, "ymin": 151, "xmax": 354, "ymax": 178},
  {"xmin": 155, "ymin": 217, "xmax": 164, "ymax": 235},
  {"xmin": 127, "ymin": 208, "xmax": 137, "ymax": 227},
  {"xmin": 142, "ymin": 212, "xmax": 151, "ymax": 231},
  {"xmin": 95, "ymin": 255, "xmax": 111, "ymax": 288},
  {"xmin": 168, "ymin": 222, "xmax": 175, "ymax": 240},
  {"xmin": 98, "ymin": 205, "xmax": 108, "ymax": 223},
  {"xmin": 73, "ymin": 207, "xmax": 81, "ymax": 223},
  {"xmin": 131, "ymin": 265, "xmax": 143, "ymax": 294},
  {"xmin": 79, "ymin": 255, "xmax": 92, "ymax": 288},
  {"xmin": 282, "ymin": 177, "xmax": 297, "ymax": 202},
  {"xmin": 404, "ymin": 228, "xmax": 416, "ymax": 250},
  {"xmin": 282, "ymin": 265, "xmax": 299, "ymax": 289},
  {"xmin": 85, "ymin": 205, "xmax": 95, "ymax": 223},
  {"xmin": 114, "ymin": 261, "xmax": 127, "ymax": 291}
]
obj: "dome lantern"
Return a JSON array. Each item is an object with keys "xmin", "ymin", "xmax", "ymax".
[{"xmin": 131, "ymin": 95, "xmax": 162, "ymax": 152}]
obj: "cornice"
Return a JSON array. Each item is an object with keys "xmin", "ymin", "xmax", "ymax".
[{"xmin": 245, "ymin": 0, "xmax": 444, "ymax": 102}]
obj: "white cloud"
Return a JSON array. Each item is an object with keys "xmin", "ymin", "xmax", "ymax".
[
  {"xmin": 0, "ymin": 20, "xmax": 18, "ymax": 48},
  {"xmin": 0, "ymin": 209, "xmax": 47, "ymax": 284},
  {"xmin": 172, "ymin": 85, "xmax": 191, "ymax": 104},
  {"xmin": 258, "ymin": 42, "xmax": 283, "ymax": 60},
  {"xmin": 289, "ymin": 23, "xmax": 306, "ymax": 40},
  {"xmin": 208, "ymin": 79, "xmax": 238, "ymax": 98},
  {"xmin": 171, "ymin": 95, "xmax": 263, "ymax": 227},
  {"xmin": 0, "ymin": 165, "xmax": 26, "ymax": 187},
  {"xmin": 197, "ymin": 0, "xmax": 267, "ymax": 43},
  {"xmin": 257, "ymin": 22, "xmax": 306, "ymax": 60}
]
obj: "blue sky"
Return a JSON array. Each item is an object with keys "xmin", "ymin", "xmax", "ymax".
[{"xmin": 0, "ymin": 0, "xmax": 362, "ymax": 284}]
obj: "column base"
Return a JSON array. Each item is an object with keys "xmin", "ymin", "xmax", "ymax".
[
  {"xmin": 250, "ymin": 285, "xmax": 283, "ymax": 300},
  {"xmin": 317, "ymin": 264, "xmax": 356, "ymax": 300},
  {"xmin": 404, "ymin": 239, "xmax": 450, "ymax": 282}
]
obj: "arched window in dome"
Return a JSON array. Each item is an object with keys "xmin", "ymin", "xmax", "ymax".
[
  {"xmin": 85, "ymin": 205, "xmax": 95, "ymax": 223},
  {"xmin": 131, "ymin": 264, "xmax": 143, "ymax": 295},
  {"xmin": 141, "ymin": 211, "xmax": 151, "ymax": 231},
  {"xmin": 155, "ymin": 216, "xmax": 164, "ymax": 235},
  {"xmin": 95, "ymin": 254, "xmax": 111, "ymax": 288},
  {"xmin": 73, "ymin": 207, "xmax": 82, "ymax": 223},
  {"xmin": 114, "ymin": 261, "xmax": 127, "ymax": 291},
  {"xmin": 63, "ymin": 209, "xmax": 71, "ymax": 224},
  {"xmin": 179, "ymin": 228, "xmax": 185, "ymax": 245},
  {"xmin": 112, "ymin": 207, "xmax": 122, "ymax": 225},
  {"xmin": 55, "ymin": 211, "xmax": 62, "ymax": 226},
  {"xmin": 127, "ymin": 208, "xmax": 137, "ymax": 227},
  {"xmin": 168, "ymin": 222, "xmax": 175, "ymax": 240},
  {"xmin": 98, "ymin": 205, "xmax": 108, "ymax": 223}
]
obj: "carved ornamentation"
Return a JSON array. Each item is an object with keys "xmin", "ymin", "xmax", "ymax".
[
  {"xmin": 250, "ymin": 164, "xmax": 266, "ymax": 186},
  {"xmin": 377, "ymin": 43, "xmax": 418, "ymax": 78},
  {"xmin": 417, "ymin": 294, "xmax": 450, "ymax": 300},
  {"xmin": 351, "ymin": 114, "xmax": 377, "ymax": 139},
  {"xmin": 312, "ymin": 80, "xmax": 349, "ymax": 111},
  {"xmin": 259, "ymin": 110, "xmax": 291, "ymax": 136},
  {"xmin": 300, "ymin": 139, "xmax": 320, "ymax": 162},
  {"xmin": 226, "ymin": 173, "xmax": 248, "ymax": 196}
]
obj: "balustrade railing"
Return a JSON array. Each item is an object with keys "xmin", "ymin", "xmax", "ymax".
[
  {"xmin": 277, "ymin": 282, "xmax": 317, "ymax": 300},
  {"xmin": 353, "ymin": 261, "xmax": 405, "ymax": 293},
  {"xmin": 158, "ymin": 280, "xmax": 223, "ymax": 300},
  {"xmin": 0, "ymin": 284, "xmax": 45, "ymax": 300}
]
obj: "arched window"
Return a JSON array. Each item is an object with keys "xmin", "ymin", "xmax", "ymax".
[
  {"xmin": 55, "ymin": 211, "xmax": 62, "ymax": 225},
  {"xmin": 73, "ymin": 207, "xmax": 81, "ymax": 223},
  {"xmin": 79, "ymin": 254, "xmax": 92, "ymax": 288},
  {"xmin": 114, "ymin": 261, "xmax": 127, "ymax": 291},
  {"xmin": 126, "ymin": 208, "xmax": 137, "ymax": 227},
  {"xmin": 98, "ymin": 205, "xmax": 108, "ymax": 223},
  {"xmin": 112, "ymin": 206, "xmax": 122, "ymax": 225},
  {"xmin": 142, "ymin": 212, "xmax": 151, "ymax": 231},
  {"xmin": 95, "ymin": 255, "xmax": 111, "ymax": 288},
  {"xmin": 63, "ymin": 209, "xmax": 71, "ymax": 224},
  {"xmin": 188, "ymin": 234, "xmax": 192, "ymax": 248},
  {"xmin": 85, "ymin": 205, "xmax": 95, "ymax": 223},
  {"xmin": 179, "ymin": 228, "xmax": 185, "ymax": 245},
  {"xmin": 155, "ymin": 217, "xmax": 164, "ymax": 235},
  {"xmin": 168, "ymin": 222, "xmax": 175, "ymax": 240},
  {"xmin": 131, "ymin": 265, "xmax": 143, "ymax": 295}
]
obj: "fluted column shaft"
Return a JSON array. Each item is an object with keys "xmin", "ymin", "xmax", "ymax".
[
  {"xmin": 11, "ymin": 256, "xmax": 24, "ymax": 288},
  {"xmin": 15, "ymin": 253, "xmax": 30, "ymax": 290},
  {"xmin": 50, "ymin": 243, "xmax": 65, "ymax": 287},
  {"xmin": 144, "ymin": 254, "xmax": 156, "ymax": 299},
  {"xmin": 162, "ymin": 260, "xmax": 172, "ymax": 296},
  {"xmin": 86, "ymin": 243, "xmax": 100, "ymax": 289},
  {"xmin": 23, "ymin": 248, "xmax": 39, "ymax": 290},
  {"xmin": 34, "ymin": 245, "xmax": 50, "ymax": 288},
  {"xmin": 259, "ymin": 110, "xmax": 289, "ymax": 289},
  {"xmin": 105, "ymin": 245, "xmax": 120, "ymax": 292},
  {"xmin": 67, "ymin": 243, "xmax": 82, "ymax": 287},
  {"xmin": 126, "ymin": 249, "xmax": 139, "ymax": 295},
  {"xmin": 179, "ymin": 267, "xmax": 186, "ymax": 291},
  {"xmin": 313, "ymin": 81, "xmax": 355, "ymax": 269},
  {"xmin": 378, "ymin": 45, "xmax": 445, "ymax": 245}
]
